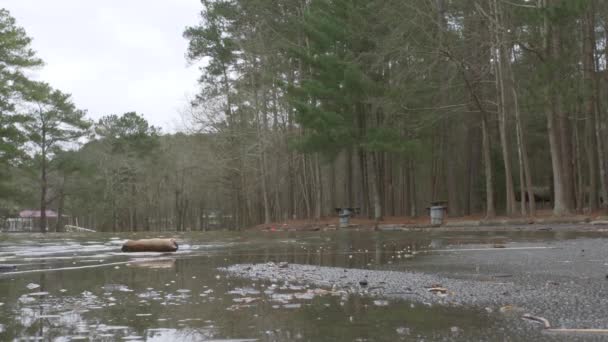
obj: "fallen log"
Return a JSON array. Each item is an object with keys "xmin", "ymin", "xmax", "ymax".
[{"xmin": 121, "ymin": 238, "xmax": 178, "ymax": 253}]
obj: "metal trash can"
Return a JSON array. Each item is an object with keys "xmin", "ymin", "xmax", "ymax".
[
  {"xmin": 339, "ymin": 208, "xmax": 352, "ymax": 228},
  {"xmin": 430, "ymin": 206, "xmax": 446, "ymax": 225}
]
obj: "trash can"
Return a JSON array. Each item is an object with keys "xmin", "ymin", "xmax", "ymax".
[
  {"xmin": 339, "ymin": 208, "xmax": 352, "ymax": 228},
  {"xmin": 429, "ymin": 206, "xmax": 446, "ymax": 225}
]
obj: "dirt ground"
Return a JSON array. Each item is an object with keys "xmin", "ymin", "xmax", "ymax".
[{"xmin": 251, "ymin": 209, "xmax": 608, "ymax": 231}]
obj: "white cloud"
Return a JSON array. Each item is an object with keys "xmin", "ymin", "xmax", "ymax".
[{"xmin": 3, "ymin": 0, "xmax": 203, "ymax": 130}]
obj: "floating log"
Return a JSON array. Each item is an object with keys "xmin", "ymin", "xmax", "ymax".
[{"xmin": 121, "ymin": 238, "xmax": 178, "ymax": 253}]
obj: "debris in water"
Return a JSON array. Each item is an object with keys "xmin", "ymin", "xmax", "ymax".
[
  {"xmin": 522, "ymin": 313, "xmax": 551, "ymax": 328},
  {"xmin": 500, "ymin": 305, "xmax": 514, "ymax": 313},
  {"xmin": 228, "ymin": 287, "xmax": 260, "ymax": 296},
  {"xmin": 26, "ymin": 283, "xmax": 40, "ymax": 290},
  {"xmin": 233, "ymin": 297, "xmax": 257, "ymax": 304},
  {"xmin": 38, "ymin": 315, "xmax": 60, "ymax": 319},
  {"xmin": 294, "ymin": 291, "xmax": 315, "ymax": 300},
  {"xmin": 18, "ymin": 295, "xmax": 35, "ymax": 304},
  {"xmin": 396, "ymin": 327, "xmax": 410, "ymax": 335},
  {"xmin": 270, "ymin": 293, "xmax": 293, "ymax": 303},
  {"xmin": 428, "ymin": 287, "xmax": 447, "ymax": 294},
  {"xmin": 373, "ymin": 300, "xmax": 389, "ymax": 306},
  {"xmin": 546, "ymin": 328, "xmax": 608, "ymax": 334}
]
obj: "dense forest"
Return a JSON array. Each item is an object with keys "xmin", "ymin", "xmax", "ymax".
[{"xmin": 1, "ymin": 0, "xmax": 608, "ymax": 232}]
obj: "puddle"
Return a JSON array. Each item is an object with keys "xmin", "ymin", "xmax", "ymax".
[{"xmin": 0, "ymin": 230, "xmax": 595, "ymax": 341}]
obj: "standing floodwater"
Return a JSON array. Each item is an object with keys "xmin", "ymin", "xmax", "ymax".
[{"xmin": 0, "ymin": 230, "xmax": 606, "ymax": 341}]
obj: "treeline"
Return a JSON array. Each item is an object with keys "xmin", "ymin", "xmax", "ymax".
[
  {"xmin": 0, "ymin": 9, "xmax": 90, "ymax": 232},
  {"xmin": 181, "ymin": 0, "xmax": 608, "ymax": 226},
  {"xmin": 49, "ymin": 114, "xmax": 228, "ymax": 232},
  {"xmin": 3, "ymin": 0, "xmax": 608, "ymax": 232},
  {"xmin": 0, "ymin": 8, "xmax": 229, "ymax": 232}
]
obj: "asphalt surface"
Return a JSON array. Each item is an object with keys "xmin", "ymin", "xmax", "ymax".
[{"xmin": 223, "ymin": 234, "xmax": 608, "ymax": 341}]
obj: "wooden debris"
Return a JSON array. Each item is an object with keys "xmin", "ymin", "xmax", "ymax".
[
  {"xmin": 428, "ymin": 287, "xmax": 448, "ymax": 294},
  {"xmin": 64, "ymin": 225, "xmax": 96, "ymax": 233},
  {"xmin": 522, "ymin": 314, "xmax": 551, "ymax": 329},
  {"xmin": 545, "ymin": 328, "xmax": 608, "ymax": 334},
  {"xmin": 499, "ymin": 305, "xmax": 514, "ymax": 313}
]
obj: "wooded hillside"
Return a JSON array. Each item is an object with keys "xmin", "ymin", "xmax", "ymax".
[{"xmin": 2, "ymin": 0, "xmax": 608, "ymax": 231}]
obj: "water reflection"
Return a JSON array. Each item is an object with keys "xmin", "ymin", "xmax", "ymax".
[{"xmin": 0, "ymin": 230, "xmax": 601, "ymax": 341}]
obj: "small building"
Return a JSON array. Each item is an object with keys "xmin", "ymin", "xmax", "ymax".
[{"xmin": 4, "ymin": 210, "xmax": 60, "ymax": 232}]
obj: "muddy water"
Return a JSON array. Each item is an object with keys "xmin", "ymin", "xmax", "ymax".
[{"xmin": 0, "ymin": 230, "xmax": 595, "ymax": 341}]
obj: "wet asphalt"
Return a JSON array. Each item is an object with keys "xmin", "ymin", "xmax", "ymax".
[{"xmin": 223, "ymin": 231, "xmax": 608, "ymax": 341}]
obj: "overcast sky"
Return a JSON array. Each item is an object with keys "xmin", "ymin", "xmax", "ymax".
[{"xmin": 4, "ymin": 0, "xmax": 203, "ymax": 131}]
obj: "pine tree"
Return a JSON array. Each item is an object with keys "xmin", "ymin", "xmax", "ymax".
[
  {"xmin": 22, "ymin": 82, "xmax": 90, "ymax": 232},
  {"xmin": 0, "ymin": 9, "xmax": 43, "ymax": 197}
]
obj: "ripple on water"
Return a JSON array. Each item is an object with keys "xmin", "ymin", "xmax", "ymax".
[
  {"xmin": 102, "ymin": 284, "xmax": 133, "ymax": 292},
  {"xmin": 227, "ymin": 287, "xmax": 260, "ymax": 296}
]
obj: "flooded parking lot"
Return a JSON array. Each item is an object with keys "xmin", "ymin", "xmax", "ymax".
[{"xmin": 1, "ymin": 229, "xmax": 607, "ymax": 341}]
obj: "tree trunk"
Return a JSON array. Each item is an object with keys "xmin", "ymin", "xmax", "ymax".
[
  {"xmin": 39, "ymin": 125, "xmax": 47, "ymax": 233},
  {"xmin": 55, "ymin": 176, "xmax": 65, "ymax": 232},
  {"xmin": 481, "ymin": 116, "xmax": 496, "ymax": 218},
  {"xmin": 260, "ymin": 123, "xmax": 272, "ymax": 224},
  {"xmin": 367, "ymin": 151, "xmax": 382, "ymax": 222},
  {"xmin": 545, "ymin": 92, "xmax": 569, "ymax": 215},
  {"xmin": 543, "ymin": 0, "xmax": 571, "ymax": 215},
  {"xmin": 493, "ymin": 0, "xmax": 517, "ymax": 216},
  {"xmin": 583, "ymin": 5, "xmax": 598, "ymax": 211},
  {"xmin": 409, "ymin": 159, "xmax": 418, "ymax": 216},
  {"xmin": 574, "ymin": 119, "xmax": 584, "ymax": 211},
  {"xmin": 595, "ymin": 98, "xmax": 608, "ymax": 208},
  {"xmin": 314, "ymin": 154, "xmax": 322, "ymax": 220},
  {"xmin": 346, "ymin": 148, "xmax": 353, "ymax": 206},
  {"xmin": 508, "ymin": 49, "xmax": 535, "ymax": 216}
]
